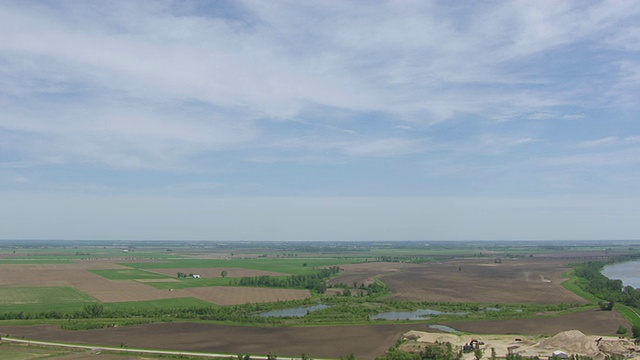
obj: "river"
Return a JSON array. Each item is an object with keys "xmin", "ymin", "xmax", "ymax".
[{"xmin": 601, "ymin": 260, "xmax": 640, "ymax": 289}]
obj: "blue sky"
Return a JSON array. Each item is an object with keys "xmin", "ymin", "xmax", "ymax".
[{"xmin": 2, "ymin": 1, "xmax": 640, "ymax": 241}]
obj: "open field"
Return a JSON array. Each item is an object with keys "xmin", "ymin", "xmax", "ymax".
[
  {"xmin": 0, "ymin": 287, "xmax": 94, "ymax": 306},
  {"xmin": 1, "ymin": 240, "xmax": 639, "ymax": 359},
  {"xmin": 441, "ymin": 308, "xmax": 631, "ymax": 335},
  {"xmin": 121, "ymin": 258, "xmax": 358, "ymax": 275},
  {"xmin": 0, "ymin": 309, "xmax": 629, "ymax": 359},
  {"xmin": 0, "ymin": 343, "xmax": 73, "ymax": 360},
  {"xmin": 380, "ymin": 258, "xmax": 588, "ymax": 304},
  {"xmin": 182, "ymin": 286, "xmax": 310, "ymax": 305},
  {"xmin": 0, "ymin": 322, "xmax": 418, "ymax": 359},
  {"xmin": 148, "ymin": 267, "xmax": 290, "ymax": 278},
  {"xmin": 89, "ymin": 269, "xmax": 173, "ymax": 280},
  {"xmin": 0, "ymin": 344, "xmax": 147, "ymax": 360},
  {"xmin": 0, "ymin": 260, "xmax": 313, "ymax": 307}
]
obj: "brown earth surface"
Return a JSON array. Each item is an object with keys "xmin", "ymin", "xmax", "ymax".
[
  {"xmin": 182, "ymin": 286, "xmax": 310, "ymax": 305},
  {"xmin": 328, "ymin": 262, "xmax": 421, "ymax": 287},
  {"xmin": 0, "ymin": 310, "xmax": 629, "ymax": 359},
  {"xmin": 441, "ymin": 308, "xmax": 631, "ymax": 336},
  {"xmin": 0, "ymin": 323, "xmax": 417, "ymax": 359},
  {"xmin": 380, "ymin": 258, "xmax": 587, "ymax": 304},
  {"xmin": 0, "ymin": 262, "xmax": 310, "ymax": 304},
  {"xmin": 148, "ymin": 267, "xmax": 289, "ymax": 278}
]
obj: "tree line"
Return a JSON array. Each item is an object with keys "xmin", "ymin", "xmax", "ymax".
[
  {"xmin": 232, "ymin": 266, "xmax": 342, "ymax": 294},
  {"xmin": 572, "ymin": 260, "xmax": 640, "ymax": 309}
]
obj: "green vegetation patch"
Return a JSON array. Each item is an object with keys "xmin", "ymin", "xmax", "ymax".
[
  {"xmin": 616, "ymin": 304, "xmax": 640, "ymax": 328},
  {"xmin": 120, "ymin": 258, "xmax": 358, "ymax": 275},
  {"xmin": 561, "ymin": 270, "xmax": 600, "ymax": 303},
  {"xmin": 145, "ymin": 277, "xmax": 240, "ymax": 289},
  {"xmin": 0, "ymin": 287, "xmax": 95, "ymax": 306},
  {"xmin": 0, "ymin": 259, "xmax": 73, "ymax": 264},
  {"xmin": 0, "ymin": 343, "xmax": 75, "ymax": 360},
  {"xmin": 103, "ymin": 297, "xmax": 215, "ymax": 310},
  {"xmin": 90, "ymin": 269, "xmax": 173, "ymax": 280}
]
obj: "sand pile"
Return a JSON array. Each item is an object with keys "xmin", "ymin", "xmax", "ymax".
[
  {"xmin": 537, "ymin": 330, "xmax": 600, "ymax": 355},
  {"xmin": 598, "ymin": 338, "xmax": 636, "ymax": 355},
  {"xmin": 403, "ymin": 330, "xmax": 461, "ymax": 344},
  {"xmin": 401, "ymin": 329, "xmax": 640, "ymax": 360}
]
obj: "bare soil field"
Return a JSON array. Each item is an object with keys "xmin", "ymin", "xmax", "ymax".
[
  {"xmin": 0, "ymin": 309, "xmax": 629, "ymax": 359},
  {"xmin": 0, "ymin": 323, "xmax": 417, "ymax": 359},
  {"xmin": 149, "ymin": 267, "xmax": 289, "ymax": 278},
  {"xmin": 381, "ymin": 258, "xmax": 587, "ymax": 304},
  {"xmin": 182, "ymin": 286, "xmax": 310, "ymax": 305},
  {"xmin": 328, "ymin": 262, "xmax": 421, "ymax": 287},
  {"xmin": 441, "ymin": 308, "xmax": 631, "ymax": 336}
]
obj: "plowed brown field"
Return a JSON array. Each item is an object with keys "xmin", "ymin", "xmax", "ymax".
[
  {"xmin": 378, "ymin": 258, "xmax": 587, "ymax": 304},
  {"xmin": 0, "ymin": 309, "xmax": 627, "ymax": 359}
]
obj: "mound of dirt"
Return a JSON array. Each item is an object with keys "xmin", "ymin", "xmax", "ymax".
[
  {"xmin": 598, "ymin": 338, "xmax": 637, "ymax": 356},
  {"xmin": 537, "ymin": 330, "xmax": 600, "ymax": 355},
  {"xmin": 400, "ymin": 329, "xmax": 640, "ymax": 360}
]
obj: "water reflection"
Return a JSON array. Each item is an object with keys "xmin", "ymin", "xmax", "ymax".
[
  {"xmin": 258, "ymin": 304, "xmax": 330, "ymax": 317},
  {"xmin": 370, "ymin": 309, "xmax": 467, "ymax": 320}
]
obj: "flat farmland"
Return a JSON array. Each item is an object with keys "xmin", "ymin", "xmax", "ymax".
[
  {"xmin": 0, "ymin": 308, "xmax": 627, "ymax": 359},
  {"xmin": 380, "ymin": 258, "xmax": 587, "ymax": 304},
  {"xmin": 0, "ymin": 261, "xmax": 312, "ymax": 307},
  {"xmin": 328, "ymin": 262, "xmax": 422, "ymax": 286},
  {"xmin": 0, "ymin": 322, "xmax": 417, "ymax": 359},
  {"xmin": 89, "ymin": 269, "xmax": 173, "ymax": 280},
  {"xmin": 442, "ymin": 308, "xmax": 631, "ymax": 336},
  {"xmin": 121, "ymin": 258, "xmax": 357, "ymax": 275},
  {"xmin": 0, "ymin": 287, "xmax": 94, "ymax": 306},
  {"xmin": 182, "ymin": 286, "xmax": 310, "ymax": 305},
  {"xmin": 148, "ymin": 267, "xmax": 290, "ymax": 278}
]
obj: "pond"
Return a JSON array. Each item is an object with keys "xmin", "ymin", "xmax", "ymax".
[
  {"xmin": 258, "ymin": 304, "xmax": 331, "ymax": 317},
  {"xmin": 370, "ymin": 309, "xmax": 467, "ymax": 320},
  {"xmin": 428, "ymin": 324, "xmax": 460, "ymax": 333},
  {"xmin": 602, "ymin": 260, "xmax": 640, "ymax": 289}
]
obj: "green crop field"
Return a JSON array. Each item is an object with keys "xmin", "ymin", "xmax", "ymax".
[
  {"xmin": 0, "ymin": 287, "xmax": 97, "ymax": 313},
  {"xmin": 144, "ymin": 277, "xmax": 239, "ymax": 289},
  {"xmin": 0, "ymin": 287, "xmax": 95, "ymax": 306},
  {"xmin": 90, "ymin": 269, "xmax": 173, "ymax": 280},
  {"xmin": 0, "ymin": 259, "xmax": 74, "ymax": 264},
  {"xmin": 120, "ymin": 258, "xmax": 359, "ymax": 275},
  {"xmin": 103, "ymin": 297, "xmax": 215, "ymax": 310}
]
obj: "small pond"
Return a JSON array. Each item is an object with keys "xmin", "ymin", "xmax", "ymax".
[
  {"xmin": 428, "ymin": 324, "xmax": 460, "ymax": 333},
  {"xmin": 370, "ymin": 309, "xmax": 467, "ymax": 320},
  {"xmin": 258, "ymin": 304, "xmax": 330, "ymax": 317}
]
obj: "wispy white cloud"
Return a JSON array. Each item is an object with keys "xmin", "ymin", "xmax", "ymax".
[
  {"xmin": 161, "ymin": 181, "xmax": 223, "ymax": 193},
  {"xmin": 267, "ymin": 135, "xmax": 427, "ymax": 159},
  {"xmin": 577, "ymin": 136, "xmax": 640, "ymax": 148},
  {"xmin": 543, "ymin": 148, "xmax": 640, "ymax": 167},
  {"xmin": 12, "ymin": 176, "xmax": 30, "ymax": 184},
  {"xmin": 480, "ymin": 134, "xmax": 539, "ymax": 150}
]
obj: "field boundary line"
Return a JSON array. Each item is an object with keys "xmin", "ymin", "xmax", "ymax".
[{"xmin": 1, "ymin": 336, "xmax": 330, "ymax": 360}]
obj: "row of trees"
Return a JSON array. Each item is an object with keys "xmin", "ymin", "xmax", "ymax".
[
  {"xmin": 233, "ymin": 266, "xmax": 342, "ymax": 294},
  {"xmin": 0, "ymin": 303, "xmax": 283, "ymax": 323},
  {"xmin": 573, "ymin": 261, "xmax": 640, "ymax": 309}
]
